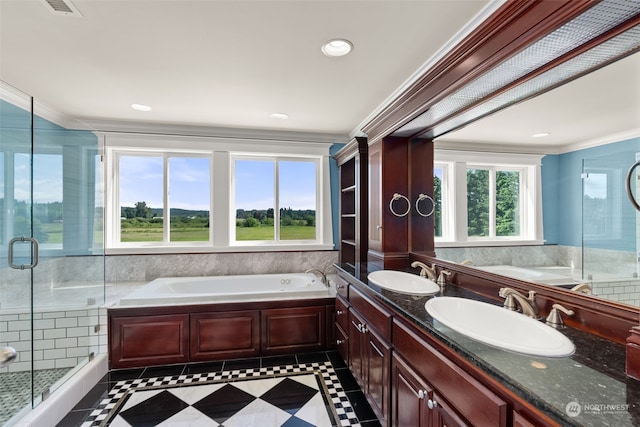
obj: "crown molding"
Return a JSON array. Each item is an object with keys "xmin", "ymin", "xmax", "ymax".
[{"xmin": 74, "ymin": 118, "xmax": 350, "ymax": 145}]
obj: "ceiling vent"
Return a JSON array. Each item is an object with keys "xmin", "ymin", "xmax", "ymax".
[{"xmin": 40, "ymin": 0, "xmax": 83, "ymax": 17}]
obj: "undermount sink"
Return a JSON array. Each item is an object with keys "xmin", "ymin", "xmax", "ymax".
[
  {"xmin": 425, "ymin": 297, "xmax": 575, "ymax": 358},
  {"xmin": 367, "ymin": 270, "xmax": 440, "ymax": 295}
]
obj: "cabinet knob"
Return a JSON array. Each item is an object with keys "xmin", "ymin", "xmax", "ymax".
[
  {"xmin": 376, "ymin": 225, "xmax": 382, "ymax": 230},
  {"xmin": 361, "ymin": 324, "xmax": 368, "ymax": 334},
  {"xmin": 427, "ymin": 399, "xmax": 438, "ymax": 410},
  {"xmin": 336, "ymin": 339, "xmax": 344, "ymax": 345},
  {"xmin": 336, "ymin": 310, "xmax": 344, "ymax": 315},
  {"xmin": 336, "ymin": 284, "xmax": 345, "ymax": 290},
  {"xmin": 417, "ymin": 390, "xmax": 426, "ymax": 399}
]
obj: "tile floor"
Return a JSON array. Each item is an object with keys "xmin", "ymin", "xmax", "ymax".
[
  {"xmin": 56, "ymin": 351, "xmax": 381, "ymax": 427},
  {"xmin": 0, "ymin": 367, "xmax": 72, "ymax": 426}
]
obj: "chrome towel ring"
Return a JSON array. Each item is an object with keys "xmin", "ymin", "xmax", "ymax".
[
  {"xmin": 415, "ymin": 193, "xmax": 435, "ymax": 217},
  {"xmin": 389, "ymin": 193, "xmax": 411, "ymax": 217}
]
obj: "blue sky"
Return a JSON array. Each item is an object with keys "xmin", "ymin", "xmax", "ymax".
[{"xmin": 119, "ymin": 156, "xmax": 317, "ymax": 212}]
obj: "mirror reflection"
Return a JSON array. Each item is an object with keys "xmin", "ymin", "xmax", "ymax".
[{"xmin": 434, "ymin": 52, "xmax": 640, "ymax": 308}]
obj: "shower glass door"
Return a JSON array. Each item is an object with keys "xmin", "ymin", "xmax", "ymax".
[
  {"xmin": 0, "ymin": 81, "xmax": 105, "ymax": 425},
  {"xmin": 582, "ymin": 151, "xmax": 640, "ymax": 307},
  {"xmin": 0, "ymin": 82, "xmax": 35, "ymax": 425}
]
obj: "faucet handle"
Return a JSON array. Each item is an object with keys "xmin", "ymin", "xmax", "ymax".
[
  {"xmin": 436, "ymin": 270, "xmax": 451, "ymax": 287},
  {"xmin": 545, "ymin": 303, "xmax": 574, "ymax": 329}
]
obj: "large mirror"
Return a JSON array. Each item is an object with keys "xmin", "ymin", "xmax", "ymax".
[{"xmin": 433, "ymin": 51, "xmax": 640, "ymax": 307}]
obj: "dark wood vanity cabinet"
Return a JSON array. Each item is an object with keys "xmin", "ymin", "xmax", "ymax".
[
  {"xmin": 344, "ymin": 284, "xmax": 393, "ymax": 425},
  {"xmin": 392, "ymin": 354, "xmax": 468, "ymax": 427}
]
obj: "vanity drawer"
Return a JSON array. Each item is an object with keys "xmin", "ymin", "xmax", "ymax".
[
  {"xmin": 335, "ymin": 275, "xmax": 349, "ymax": 298},
  {"xmin": 349, "ymin": 284, "xmax": 391, "ymax": 341},
  {"xmin": 335, "ymin": 295, "xmax": 349, "ymax": 332}
]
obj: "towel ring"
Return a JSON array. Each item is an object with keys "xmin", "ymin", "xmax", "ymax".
[
  {"xmin": 389, "ymin": 193, "xmax": 410, "ymax": 217},
  {"xmin": 415, "ymin": 194, "xmax": 435, "ymax": 217},
  {"xmin": 626, "ymin": 160, "xmax": 640, "ymax": 212}
]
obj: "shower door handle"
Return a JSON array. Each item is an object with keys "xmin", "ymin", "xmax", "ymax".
[
  {"xmin": 8, "ymin": 237, "xmax": 39, "ymax": 270},
  {"xmin": 0, "ymin": 347, "xmax": 17, "ymax": 368},
  {"xmin": 626, "ymin": 161, "xmax": 640, "ymax": 212}
]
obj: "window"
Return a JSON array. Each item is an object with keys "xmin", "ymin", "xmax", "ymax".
[
  {"xmin": 232, "ymin": 156, "xmax": 319, "ymax": 244},
  {"xmin": 434, "ymin": 150, "xmax": 542, "ymax": 246},
  {"xmin": 105, "ymin": 134, "xmax": 333, "ymax": 253},
  {"xmin": 116, "ymin": 153, "xmax": 212, "ymax": 245},
  {"xmin": 466, "ymin": 167, "xmax": 521, "ymax": 238}
]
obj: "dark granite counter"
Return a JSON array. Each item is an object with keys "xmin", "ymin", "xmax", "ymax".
[{"xmin": 335, "ymin": 263, "xmax": 640, "ymax": 427}]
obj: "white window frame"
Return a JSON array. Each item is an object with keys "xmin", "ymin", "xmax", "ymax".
[
  {"xmin": 230, "ymin": 154, "xmax": 322, "ymax": 246},
  {"xmin": 104, "ymin": 133, "xmax": 333, "ymax": 254},
  {"xmin": 111, "ymin": 149, "xmax": 214, "ymax": 248},
  {"xmin": 435, "ymin": 150, "xmax": 543, "ymax": 247}
]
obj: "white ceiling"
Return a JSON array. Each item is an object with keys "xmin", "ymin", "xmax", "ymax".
[{"xmin": 1, "ymin": 0, "xmax": 639, "ymax": 150}]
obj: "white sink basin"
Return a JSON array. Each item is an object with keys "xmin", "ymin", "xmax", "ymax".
[
  {"xmin": 425, "ymin": 297, "xmax": 575, "ymax": 358},
  {"xmin": 368, "ymin": 270, "xmax": 440, "ymax": 295}
]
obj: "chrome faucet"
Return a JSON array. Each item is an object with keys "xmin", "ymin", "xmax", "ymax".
[
  {"xmin": 545, "ymin": 303, "xmax": 574, "ymax": 329},
  {"xmin": 437, "ymin": 269, "xmax": 451, "ymax": 287},
  {"xmin": 305, "ymin": 268, "xmax": 329, "ymax": 287},
  {"xmin": 499, "ymin": 287, "xmax": 539, "ymax": 318},
  {"xmin": 411, "ymin": 261, "xmax": 436, "ymax": 281},
  {"xmin": 570, "ymin": 283, "xmax": 592, "ymax": 294}
]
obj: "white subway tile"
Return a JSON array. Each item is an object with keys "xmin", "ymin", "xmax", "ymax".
[
  {"xmin": 8, "ymin": 320, "xmax": 30, "ymax": 331},
  {"xmin": 43, "ymin": 328, "xmax": 66, "ymax": 339},
  {"xmin": 55, "ymin": 317, "xmax": 78, "ymax": 328},
  {"xmin": 67, "ymin": 327, "xmax": 89, "ymax": 338},
  {"xmin": 42, "ymin": 311, "xmax": 66, "ymax": 319},
  {"xmin": 33, "ymin": 339, "xmax": 55, "ymax": 350},
  {"xmin": 34, "ymin": 319, "xmax": 55, "ymax": 330},
  {"xmin": 44, "ymin": 348, "xmax": 66, "ymax": 360},
  {"xmin": 55, "ymin": 337, "xmax": 78, "ymax": 348},
  {"xmin": 55, "ymin": 358, "xmax": 79, "ymax": 369}
]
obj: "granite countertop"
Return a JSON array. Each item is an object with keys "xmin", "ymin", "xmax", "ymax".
[{"xmin": 335, "ymin": 263, "xmax": 640, "ymax": 427}]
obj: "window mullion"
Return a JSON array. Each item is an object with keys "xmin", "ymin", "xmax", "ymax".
[
  {"xmin": 274, "ymin": 158, "xmax": 280, "ymax": 242},
  {"xmin": 164, "ymin": 154, "xmax": 170, "ymax": 243},
  {"xmin": 489, "ymin": 168, "xmax": 496, "ymax": 238}
]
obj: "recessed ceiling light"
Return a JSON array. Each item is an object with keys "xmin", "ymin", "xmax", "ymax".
[
  {"xmin": 532, "ymin": 132, "xmax": 550, "ymax": 138},
  {"xmin": 270, "ymin": 112, "xmax": 289, "ymax": 120},
  {"xmin": 321, "ymin": 39, "xmax": 353, "ymax": 57},
  {"xmin": 131, "ymin": 103, "xmax": 152, "ymax": 112}
]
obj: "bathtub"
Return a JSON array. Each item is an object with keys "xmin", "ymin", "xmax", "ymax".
[
  {"xmin": 475, "ymin": 265, "xmax": 582, "ymax": 286},
  {"xmin": 118, "ymin": 273, "xmax": 335, "ymax": 306}
]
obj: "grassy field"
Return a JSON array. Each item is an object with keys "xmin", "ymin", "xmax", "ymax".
[{"xmin": 120, "ymin": 224, "xmax": 315, "ymax": 242}]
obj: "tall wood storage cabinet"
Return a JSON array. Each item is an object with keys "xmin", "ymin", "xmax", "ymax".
[
  {"xmin": 367, "ymin": 136, "xmax": 409, "ymax": 269},
  {"xmin": 334, "ymin": 137, "xmax": 368, "ymax": 267}
]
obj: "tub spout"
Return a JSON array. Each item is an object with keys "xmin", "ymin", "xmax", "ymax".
[{"xmin": 305, "ymin": 268, "xmax": 329, "ymax": 287}]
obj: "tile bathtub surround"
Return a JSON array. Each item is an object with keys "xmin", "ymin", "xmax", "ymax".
[
  {"xmin": 105, "ymin": 250, "xmax": 339, "ymax": 283},
  {"xmin": 58, "ymin": 352, "xmax": 381, "ymax": 427}
]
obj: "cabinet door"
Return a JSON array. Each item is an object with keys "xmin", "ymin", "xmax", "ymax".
[
  {"xmin": 391, "ymin": 354, "xmax": 430, "ymax": 427},
  {"xmin": 365, "ymin": 327, "xmax": 391, "ymax": 426},
  {"xmin": 335, "ymin": 322, "xmax": 349, "ymax": 363},
  {"xmin": 348, "ymin": 309, "xmax": 366, "ymax": 387},
  {"xmin": 261, "ymin": 306, "xmax": 325, "ymax": 354},
  {"xmin": 431, "ymin": 391, "xmax": 470, "ymax": 427},
  {"xmin": 190, "ymin": 310, "xmax": 259, "ymax": 361},
  {"xmin": 110, "ymin": 314, "xmax": 189, "ymax": 368}
]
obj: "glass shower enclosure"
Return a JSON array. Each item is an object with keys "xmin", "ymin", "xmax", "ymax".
[
  {"xmin": 0, "ymin": 82, "xmax": 105, "ymax": 425},
  {"xmin": 582, "ymin": 147, "xmax": 640, "ymax": 307}
]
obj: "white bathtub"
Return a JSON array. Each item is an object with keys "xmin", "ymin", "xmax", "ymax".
[
  {"xmin": 476, "ymin": 265, "xmax": 582, "ymax": 286},
  {"xmin": 118, "ymin": 273, "xmax": 335, "ymax": 306}
]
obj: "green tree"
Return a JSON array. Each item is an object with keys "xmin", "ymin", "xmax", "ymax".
[
  {"xmin": 467, "ymin": 169, "xmax": 489, "ymax": 237},
  {"xmin": 135, "ymin": 201, "xmax": 152, "ymax": 219},
  {"xmin": 496, "ymin": 171, "xmax": 519, "ymax": 236}
]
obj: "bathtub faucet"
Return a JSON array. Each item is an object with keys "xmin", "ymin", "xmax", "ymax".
[{"xmin": 305, "ymin": 268, "xmax": 329, "ymax": 287}]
